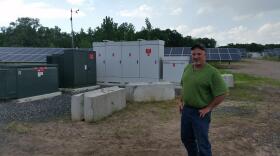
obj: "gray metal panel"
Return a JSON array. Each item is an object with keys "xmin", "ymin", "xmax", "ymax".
[
  {"xmin": 105, "ymin": 42, "xmax": 122, "ymax": 78},
  {"xmin": 93, "ymin": 44, "xmax": 106, "ymax": 82},
  {"xmin": 139, "ymin": 41, "xmax": 161, "ymax": 79},
  {"xmin": 163, "ymin": 60, "xmax": 189, "ymax": 83},
  {"xmin": 122, "ymin": 42, "xmax": 140, "ymax": 78}
]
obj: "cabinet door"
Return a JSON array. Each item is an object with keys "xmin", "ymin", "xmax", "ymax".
[
  {"xmin": 122, "ymin": 45, "xmax": 139, "ymax": 78},
  {"xmin": 87, "ymin": 51, "xmax": 96, "ymax": 85},
  {"xmin": 106, "ymin": 45, "xmax": 122, "ymax": 78},
  {"xmin": 74, "ymin": 52, "xmax": 87, "ymax": 86},
  {"xmin": 140, "ymin": 44, "xmax": 159, "ymax": 79},
  {"xmin": 94, "ymin": 46, "xmax": 106, "ymax": 81}
]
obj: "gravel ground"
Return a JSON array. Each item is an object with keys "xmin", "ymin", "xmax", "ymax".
[{"xmin": 0, "ymin": 94, "xmax": 71, "ymax": 124}]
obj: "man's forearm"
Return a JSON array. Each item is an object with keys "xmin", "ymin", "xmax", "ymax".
[{"xmin": 207, "ymin": 94, "xmax": 226, "ymax": 110}]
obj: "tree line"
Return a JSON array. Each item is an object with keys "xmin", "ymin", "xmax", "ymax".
[
  {"xmin": 0, "ymin": 17, "xmax": 279, "ymax": 52},
  {"xmin": 220, "ymin": 43, "xmax": 280, "ymax": 52},
  {"xmin": 0, "ymin": 17, "xmax": 216, "ymax": 48}
]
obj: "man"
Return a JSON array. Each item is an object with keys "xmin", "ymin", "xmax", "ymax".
[{"xmin": 179, "ymin": 44, "xmax": 228, "ymax": 156}]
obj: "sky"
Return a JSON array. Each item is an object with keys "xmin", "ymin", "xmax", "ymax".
[{"xmin": 0, "ymin": 0, "xmax": 279, "ymax": 46}]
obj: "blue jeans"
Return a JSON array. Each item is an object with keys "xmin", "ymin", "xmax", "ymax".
[{"xmin": 181, "ymin": 105, "xmax": 212, "ymax": 156}]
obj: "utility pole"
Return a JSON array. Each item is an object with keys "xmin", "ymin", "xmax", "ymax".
[{"xmin": 70, "ymin": 8, "xmax": 79, "ymax": 48}]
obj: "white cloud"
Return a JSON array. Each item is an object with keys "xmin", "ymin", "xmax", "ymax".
[
  {"xmin": 197, "ymin": 7, "xmax": 212, "ymax": 15},
  {"xmin": 165, "ymin": 0, "xmax": 185, "ymax": 8},
  {"xmin": 174, "ymin": 25, "xmax": 190, "ymax": 35},
  {"xmin": 173, "ymin": 24, "xmax": 280, "ymax": 45},
  {"xmin": 189, "ymin": 26, "xmax": 215, "ymax": 37},
  {"xmin": 258, "ymin": 22, "xmax": 280, "ymax": 37},
  {"xmin": 0, "ymin": 0, "xmax": 85, "ymax": 26},
  {"xmin": 118, "ymin": 4, "xmax": 153, "ymax": 18},
  {"xmin": 171, "ymin": 8, "xmax": 182, "ymax": 15},
  {"xmin": 196, "ymin": 0, "xmax": 280, "ymax": 14},
  {"xmin": 233, "ymin": 13, "xmax": 264, "ymax": 21},
  {"xmin": 66, "ymin": 0, "xmax": 86, "ymax": 5}
]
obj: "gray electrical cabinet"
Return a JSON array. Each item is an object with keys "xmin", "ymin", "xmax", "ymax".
[
  {"xmin": 139, "ymin": 40, "xmax": 164, "ymax": 82},
  {"xmin": 122, "ymin": 41, "xmax": 140, "ymax": 82},
  {"xmin": 105, "ymin": 42, "xmax": 122, "ymax": 82},
  {"xmin": 93, "ymin": 42, "xmax": 106, "ymax": 82},
  {"xmin": 47, "ymin": 49, "xmax": 96, "ymax": 88},
  {"xmin": 0, "ymin": 64, "xmax": 58, "ymax": 99},
  {"xmin": 162, "ymin": 56, "xmax": 190, "ymax": 84},
  {"xmin": 92, "ymin": 40, "xmax": 164, "ymax": 84}
]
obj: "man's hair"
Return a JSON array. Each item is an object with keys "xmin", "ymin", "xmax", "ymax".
[{"xmin": 191, "ymin": 43, "xmax": 206, "ymax": 51}]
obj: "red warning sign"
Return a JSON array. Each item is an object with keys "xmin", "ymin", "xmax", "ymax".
[
  {"xmin": 34, "ymin": 67, "xmax": 47, "ymax": 72},
  {"xmin": 89, "ymin": 53, "xmax": 95, "ymax": 60},
  {"xmin": 146, "ymin": 48, "xmax": 152, "ymax": 56}
]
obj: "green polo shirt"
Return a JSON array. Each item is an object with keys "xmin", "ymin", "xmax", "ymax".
[{"xmin": 181, "ymin": 63, "xmax": 228, "ymax": 108}]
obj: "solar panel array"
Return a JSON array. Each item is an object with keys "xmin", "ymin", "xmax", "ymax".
[
  {"xmin": 164, "ymin": 47, "xmax": 241, "ymax": 61},
  {"xmin": 0, "ymin": 47, "xmax": 68, "ymax": 62},
  {"xmin": 263, "ymin": 48, "xmax": 280, "ymax": 56},
  {"xmin": 0, "ymin": 47, "xmax": 241, "ymax": 62}
]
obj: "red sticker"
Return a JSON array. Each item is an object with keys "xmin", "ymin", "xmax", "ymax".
[
  {"xmin": 89, "ymin": 53, "xmax": 94, "ymax": 60},
  {"xmin": 146, "ymin": 48, "xmax": 152, "ymax": 56},
  {"xmin": 35, "ymin": 67, "xmax": 47, "ymax": 72}
]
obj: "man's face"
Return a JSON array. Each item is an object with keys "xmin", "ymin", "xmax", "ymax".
[{"xmin": 191, "ymin": 48, "xmax": 206, "ymax": 66}]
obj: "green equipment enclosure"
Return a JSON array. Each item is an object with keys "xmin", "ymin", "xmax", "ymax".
[
  {"xmin": 0, "ymin": 64, "xmax": 59, "ymax": 99},
  {"xmin": 47, "ymin": 49, "xmax": 96, "ymax": 88}
]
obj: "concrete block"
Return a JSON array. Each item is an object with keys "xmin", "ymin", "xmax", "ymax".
[
  {"xmin": 15, "ymin": 92, "xmax": 61, "ymax": 103},
  {"xmin": 60, "ymin": 85, "xmax": 100, "ymax": 93},
  {"xmin": 84, "ymin": 86, "xmax": 126, "ymax": 122},
  {"xmin": 125, "ymin": 82, "xmax": 175, "ymax": 102},
  {"xmin": 71, "ymin": 93, "xmax": 84, "ymax": 121},
  {"xmin": 222, "ymin": 74, "xmax": 234, "ymax": 88}
]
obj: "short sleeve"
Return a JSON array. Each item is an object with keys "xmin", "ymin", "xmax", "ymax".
[{"xmin": 210, "ymin": 70, "xmax": 228, "ymax": 97}]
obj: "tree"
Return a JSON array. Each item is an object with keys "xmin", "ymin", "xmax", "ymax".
[
  {"xmin": 94, "ymin": 16, "xmax": 119, "ymax": 41},
  {"xmin": 117, "ymin": 22, "xmax": 135, "ymax": 41}
]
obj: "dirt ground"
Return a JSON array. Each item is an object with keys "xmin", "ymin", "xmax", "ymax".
[
  {"xmin": 0, "ymin": 59, "xmax": 279, "ymax": 156},
  {"xmin": 227, "ymin": 59, "xmax": 280, "ymax": 80}
]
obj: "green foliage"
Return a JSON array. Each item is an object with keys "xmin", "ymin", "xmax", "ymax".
[
  {"xmin": 219, "ymin": 70, "xmax": 280, "ymax": 102},
  {"xmin": 221, "ymin": 43, "xmax": 280, "ymax": 52},
  {"xmin": 0, "ymin": 16, "xmax": 218, "ymax": 48}
]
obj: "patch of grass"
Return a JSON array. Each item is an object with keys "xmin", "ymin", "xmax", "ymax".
[
  {"xmin": 5, "ymin": 122, "xmax": 31, "ymax": 134},
  {"xmin": 219, "ymin": 70, "xmax": 280, "ymax": 101},
  {"xmin": 262, "ymin": 56, "xmax": 280, "ymax": 62},
  {"xmin": 220, "ymin": 70, "xmax": 280, "ymax": 87}
]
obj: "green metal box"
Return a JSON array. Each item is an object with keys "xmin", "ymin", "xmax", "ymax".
[
  {"xmin": 0, "ymin": 64, "xmax": 59, "ymax": 99},
  {"xmin": 47, "ymin": 49, "xmax": 96, "ymax": 88}
]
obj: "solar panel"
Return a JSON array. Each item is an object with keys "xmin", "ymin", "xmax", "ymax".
[
  {"xmin": 0, "ymin": 47, "xmax": 68, "ymax": 62},
  {"xmin": 171, "ymin": 47, "xmax": 184, "ymax": 56},
  {"xmin": 164, "ymin": 47, "xmax": 172, "ymax": 56},
  {"xmin": 183, "ymin": 47, "xmax": 191, "ymax": 55},
  {"xmin": 165, "ymin": 47, "xmax": 241, "ymax": 61}
]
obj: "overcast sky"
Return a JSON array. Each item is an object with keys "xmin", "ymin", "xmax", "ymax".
[{"xmin": 0, "ymin": 0, "xmax": 279, "ymax": 46}]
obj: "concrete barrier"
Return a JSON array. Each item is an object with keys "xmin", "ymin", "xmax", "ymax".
[
  {"xmin": 84, "ymin": 86, "xmax": 126, "ymax": 122},
  {"xmin": 125, "ymin": 82, "xmax": 175, "ymax": 102},
  {"xmin": 222, "ymin": 74, "xmax": 234, "ymax": 88},
  {"xmin": 71, "ymin": 93, "xmax": 84, "ymax": 121}
]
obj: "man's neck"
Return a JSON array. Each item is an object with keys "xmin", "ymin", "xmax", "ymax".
[{"xmin": 193, "ymin": 62, "xmax": 206, "ymax": 70}]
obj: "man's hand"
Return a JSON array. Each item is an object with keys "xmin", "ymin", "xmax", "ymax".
[
  {"xmin": 176, "ymin": 99, "xmax": 183, "ymax": 114},
  {"xmin": 199, "ymin": 107, "xmax": 211, "ymax": 118}
]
